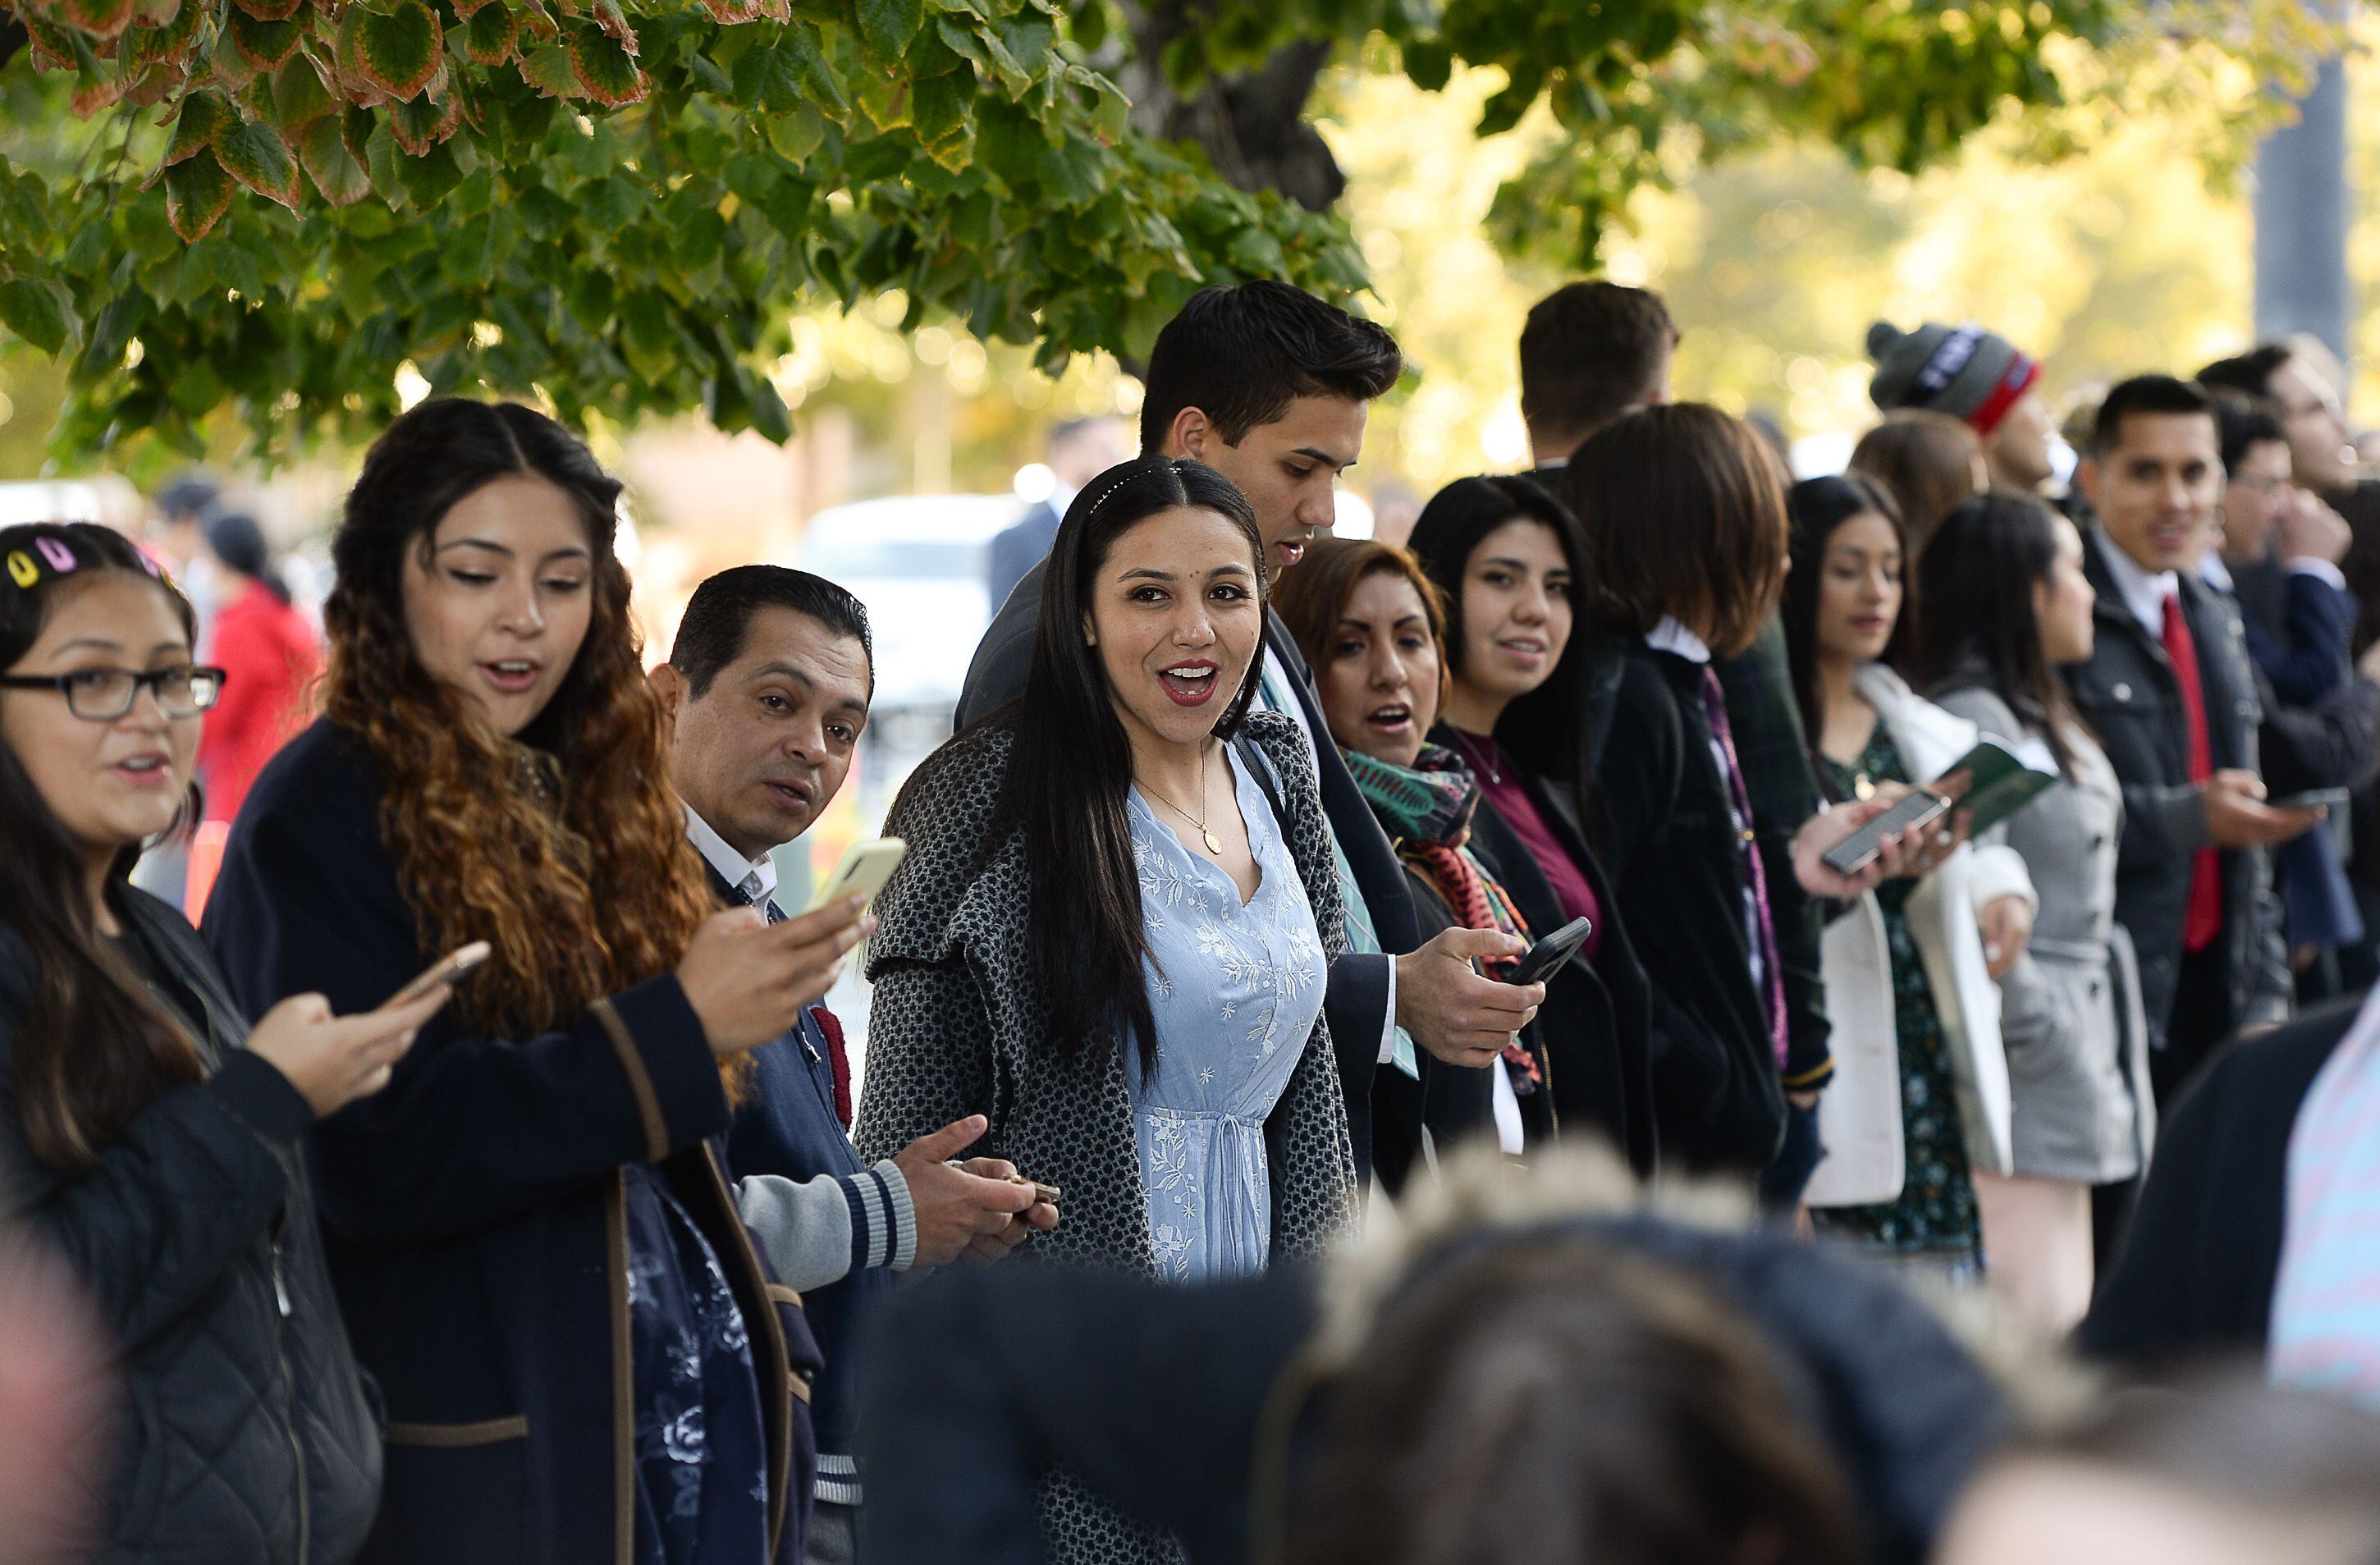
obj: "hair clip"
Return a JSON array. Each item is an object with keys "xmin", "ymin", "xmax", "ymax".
[{"xmin": 5, "ymin": 536, "xmax": 78, "ymax": 588}]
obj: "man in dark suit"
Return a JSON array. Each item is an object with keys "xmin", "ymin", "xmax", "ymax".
[
  {"xmin": 1517, "ymin": 281, "xmax": 1834, "ymax": 1197},
  {"xmin": 985, "ymin": 415, "xmax": 1128, "ymax": 611},
  {"xmin": 653, "ymin": 565, "xmax": 1055, "ymax": 1565},
  {"xmin": 957, "ymin": 281, "xmax": 1540, "ymax": 1186},
  {"xmin": 2064, "ymin": 376, "xmax": 2323, "ymax": 1109}
]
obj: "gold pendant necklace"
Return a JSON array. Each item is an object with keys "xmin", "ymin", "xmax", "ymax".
[{"xmin": 1141, "ymin": 746, "xmax": 1224, "ymax": 856}]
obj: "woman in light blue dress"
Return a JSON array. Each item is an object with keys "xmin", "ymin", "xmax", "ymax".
[{"xmin": 1128, "ymin": 750, "xmax": 1326, "ymax": 1281}]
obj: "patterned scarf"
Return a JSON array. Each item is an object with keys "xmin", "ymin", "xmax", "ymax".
[{"xmin": 1341, "ymin": 744, "xmax": 1540, "ymax": 1089}]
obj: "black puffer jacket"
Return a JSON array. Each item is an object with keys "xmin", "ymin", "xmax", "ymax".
[{"xmin": 0, "ymin": 885, "xmax": 379, "ymax": 1565}]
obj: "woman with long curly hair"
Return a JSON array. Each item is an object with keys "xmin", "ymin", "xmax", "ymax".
[{"xmin": 204, "ymin": 399, "xmax": 867, "ymax": 1565}]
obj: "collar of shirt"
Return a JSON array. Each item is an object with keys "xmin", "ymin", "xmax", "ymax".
[
  {"xmin": 2199, "ymin": 551, "xmax": 2236, "ymax": 595},
  {"xmin": 2094, "ymin": 527, "xmax": 2179, "ymax": 640},
  {"xmin": 1645, "ymin": 615, "xmax": 1714, "ymax": 665},
  {"xmin": 684, "ymin": 805, "xmax": 778, "ymax": 906}
]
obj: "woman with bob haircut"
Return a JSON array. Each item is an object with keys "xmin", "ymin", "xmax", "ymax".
[
  {"xmin": 205, "ymin": 399, "xmax": 856, "ymax": 1565},
  {"xmin": 1563, "ymin": 404, "xmax": 1815, "ymax": 1174},
  {"xmin": 856, "ymin": 455, "xmax": 1357, "ymax": 1564}
]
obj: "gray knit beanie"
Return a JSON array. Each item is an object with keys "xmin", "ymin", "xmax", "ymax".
[{"xmin": 1866, "ymin": 320, "xmax": 2041, "ymax": 435}]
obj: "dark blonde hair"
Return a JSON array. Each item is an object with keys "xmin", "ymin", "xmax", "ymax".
[
  {"xmin": 1270, "ymin": 537, "xmax": 1448, "ymax": 681},
  {"xmin": 1847, "ymin": 408, "xmax": 1984, "ymax": 555},
  {"xmin": 1564, "ymin": 404, "xmax": 1791, "ymax": 659},
  {"xmin": 1288, "ymin": 1234, "xmax": 1857, "ymax": 1565}
]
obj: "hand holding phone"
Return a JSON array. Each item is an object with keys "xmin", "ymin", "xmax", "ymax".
[
  {"xmin": 1505, "ymin": 916, "xmax": 1594, "ymax": 986},
  {"xmin": 383, "ymin": 941, "xmax": 492, "ymax": 1009},
  {"xmin": 804, "ymin": 838, "xmax": 908, "ymax": 917}
]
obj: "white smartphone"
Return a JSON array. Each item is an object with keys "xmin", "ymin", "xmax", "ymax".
[
  {"xmin": 803, "ymin": 837, "xmax": 908, "ymax": 917},
  {"xmin": 384, "ymin": 940, "xmax": 492, "ymax": 1008}
]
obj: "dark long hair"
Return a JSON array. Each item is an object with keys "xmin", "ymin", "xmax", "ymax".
[
  {"xmin": 1907, "ymin": 491, "xmax": 2091, "ymax": 774},
  {"xmin": 980, "ymin": 456, "xmax": 1266, "ymax": 1070},
  {"xmin": 1780, "ymin": 474, "xmax": 1909, "ymax": 751},
  {"xmin": 1407, "ymin": 475, "xmax": 1595, "ymax": 788},
  {"xmin": 323, "ymin": 399, "xmax": 715, "ymax": 1051},
  {"xmin": 0, "ymin": 524, "xmax": 208, "ymax": 1171}
]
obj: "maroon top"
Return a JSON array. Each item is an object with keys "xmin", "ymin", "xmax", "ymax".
[{"xmin": 1448, "ymin": 729, "xmax": 1604, "ymax": 961}]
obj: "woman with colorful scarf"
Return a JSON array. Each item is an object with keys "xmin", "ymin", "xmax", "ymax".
[{"xmin": 1275, "ymin": 537, "xmax": 1657, "ymax": 1186}]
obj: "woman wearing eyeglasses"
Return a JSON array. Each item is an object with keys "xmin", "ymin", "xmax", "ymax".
[{"xmin": 0, "ymin": 522, "xmax": 451, "ymax": 1565}]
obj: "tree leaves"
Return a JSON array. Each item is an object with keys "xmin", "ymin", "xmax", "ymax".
[
  {"xmin": 0, "ymin": 279, "xmax": 75, "ymax": 356},
  {"xmin": 215, "ymin": 119, "xmax": 302, "ymax": 208},
  {"xmin": 227, "ymin": 9, "xmax": 301, "ymax": 70},
  {"xmin": 856, "ymin": 0, "xmax": 923, "ymax": 62},
  {"xmin": 339, "ymin": 0, "xmax": 444, "ymax": 102},
  {"xmin": 567, "ymin": 28, "xmax": 647, "ymax": 106},
  {"xmin": 162, "ymin": 88, "xmax": 233, "ymax": 165},
  {"xmin": 296, "ymin": 116, "xmax": 372, "ymax": 204},
  {"xmin": 464, "ymin": 5, "xmax": 522, "ymax": 66},
  {"xmin": 162, "ymin": 149, "xmax": 235, "ymax": 241}
]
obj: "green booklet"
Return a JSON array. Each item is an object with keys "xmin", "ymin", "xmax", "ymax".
[{"xmin": 1931, "ymin": 736, "xmax": 2057, "ymax": 835}]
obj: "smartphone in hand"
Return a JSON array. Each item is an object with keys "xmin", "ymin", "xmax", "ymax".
[
  {"xmin": 803, "ymin": 838, "xmax": 908, "ymax": 917},
  {"xmin": 1506, "ymin": 916, "xmax": 1594, "ymax": 986},
  {"xmin": 384, "ymin": 941, "xmax": 492, "ymax": 1009}
]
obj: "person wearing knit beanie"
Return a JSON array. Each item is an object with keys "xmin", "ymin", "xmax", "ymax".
[{"xmin": 1868, "ymin": 320, "xmax": 2057, "ymax": 494}]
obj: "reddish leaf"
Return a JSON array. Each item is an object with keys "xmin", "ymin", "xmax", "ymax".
[
  {"xmin": 516, "ymin": 41, "xmax": 581, "ymax": 98},
  {"xmin": 163, "ymin": 149, "xmax": 234, "ymax": 241},
  {"xmin": 566, "ymin": 30, "xmax": 643, "ymax": 106},
  {"xmin": 229, "ymin": 0, "xmax": 302, "ymax": 20},
  {"xmin": 297, "ymin": 114, "xmax": 372, "ymax": 204},
  {"xmin": 388, "ymin": 94, "xmax": 461, "ymax": 155},
  {"xmin": 339, "ymin": 0, "xmax": 442, "ymax": 101},
  {"xmin": 21, "ymin": 12, "xmax": 80, "ymax": 69},
  {"xmin": 516, "ymin": 2, "xmax": 558, "ymax": 42},
  {"xmin": 270, "ymin": 50, "xmax": 337, "ymax": 125},
  {"xmin": 126, "ymin": 0, "xmax": 201, "ymax": 68},
  {"xmin": 125, "ymin": 58, "xmax": 189, "ymax": 105},
  {"xmin": 757, "ymin": 0, "xmax": 789, "ymax": 24},
  {"xmin": 448, "ymin": 0, "xmax": 497, "ymax": 14},
  {"xmin": 229, "ymin": 10, "xmax": 302, "ymax": 69},
  {"xmin": 132, "ymin": 0, "xmax": 180, "ymax": 24},
  {"xmin": 701, "ymin": 0, "xmax": 765, "ymax": 22},
  {"xmin": 338, "ymin": 106, "xmax": 373, "ymax": 167},
  {"xmin": 59, "ymin": 0, "xmax": 138, "ymax": 42},
  {"xmin": 461, "ymin": 4, "xmax": 519, "ymax": 65},
  {"xmin": 589, "ymin": 0, "xmax": 634, "ymax": 53},
  {"xmin": 215, "ymin": 117, "xmax": 301, "ymax": 208},
  {"xmin": 162, "ymin": 87, "xmax": 232, "ymax": 165}
]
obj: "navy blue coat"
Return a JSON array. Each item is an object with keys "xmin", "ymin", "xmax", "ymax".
[
  {"xmin": 720, "ymin": 873, "xmax": 890, "ymax": 1499},
  {"xmin": 203, "ymin": 720, "xmax": 820, "ymax": 1565}
]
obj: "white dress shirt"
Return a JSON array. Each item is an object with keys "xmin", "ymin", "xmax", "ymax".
[
  {"xmin": 2094, "ymin": 529, "xmax": 2181, "ymax": 640},
  {"xmin": 686, "ymin": 805, "xmax": 778, "ymax": 908}
]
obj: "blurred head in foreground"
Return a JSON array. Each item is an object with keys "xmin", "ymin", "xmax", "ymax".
[{"xmin": 1934, "ymin": 1373, "xmax": 2380, "ymax": 1565}]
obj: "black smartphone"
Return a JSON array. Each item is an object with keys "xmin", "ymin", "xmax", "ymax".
[
  {"xmin": 1506, "ymin": 915, "xmax": 1594, "ymax": 986},
  {"xmin": 1820, "ymin": 789, "xmax": 1952, "ymax": 877},
  {"xmin": 2268, "ymin": 788, "xmax": 2347, "ymax": 813}
]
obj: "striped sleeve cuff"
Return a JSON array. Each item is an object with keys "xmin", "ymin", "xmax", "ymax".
[{"xmin": 841, "ymin": 1160, "xmax": 918, "ymax": 1271}]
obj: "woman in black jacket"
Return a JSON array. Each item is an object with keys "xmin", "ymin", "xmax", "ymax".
[
  {"xmin": 0, "ymin": 522, "xmax": 446, "ymax": 1564},
  {"xmin": 1563, "ymin": 406, "xmax": 1807, "ymax": 1174},
  {"xmin": 1404, "ymin": 476, "xmax": 1660, "ymax": 1173},
  {"xmin": 203, "ymin": 401, "xmax": 846, "ymax": 1565}
]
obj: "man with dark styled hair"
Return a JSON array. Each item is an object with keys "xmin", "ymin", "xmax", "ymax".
[
  {"xmin": 958, "ymin": 280, "xmax": 1540, "ymax": 1191},
  {"xmin": 1517, "ymin": 281, "xmax": 1680, "ymax": 465},
  {"xmin": 2067, "ymin": 377, "xmax": 2319, "ymax": 1109},
  {"xmin": 653, "ymin": 564, "xmax": 1053, "ymax": 1565},
  {"xmin": 1519, "ymin": 281, "xmax": 1833, "ymax": 1201}
]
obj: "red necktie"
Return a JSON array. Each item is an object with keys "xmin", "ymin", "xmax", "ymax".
[{"xmin": 2162, "ymin": 593, "xmax": 2223, "ymax": 954}]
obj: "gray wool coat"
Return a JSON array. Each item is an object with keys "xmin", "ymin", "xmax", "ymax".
[
  {"xmin": 1930, "ymin": 680, "xmax": 2155, "ymax": 1184},
  {"xmin": 853, "ymin": 711, "xmax": 1357, "ymax": 1565}
]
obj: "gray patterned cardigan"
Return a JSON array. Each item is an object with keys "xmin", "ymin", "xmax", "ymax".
[{"xmin": 853, "ymin": 712, "xmax": 1358, "ymax": 1564}]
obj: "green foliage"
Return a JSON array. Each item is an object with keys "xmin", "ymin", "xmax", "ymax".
[
  {"xmin": 0, "ymin": 0, "xmax": 2336, "ymax": 462},
  {"xmin": 0, "ymin": 0, "xmax": 1359, "ymax": 459}
]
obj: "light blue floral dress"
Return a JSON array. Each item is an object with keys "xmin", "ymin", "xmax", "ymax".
[{"xmin": 1126, "ymin": 748, "xmax": 1327, "ymax": 1284}]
